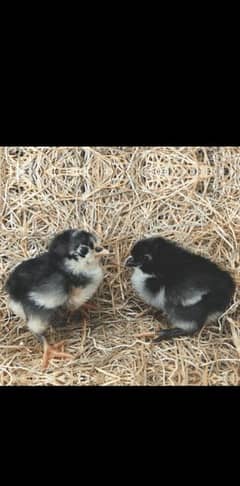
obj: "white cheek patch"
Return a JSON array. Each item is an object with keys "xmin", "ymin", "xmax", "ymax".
[
  {"xmin": 65, "ymin": 258, "xmax": 87, "ymax": 275},
  {"xmin": 28, "ymin": 290, "xmax": 68, "ymax": 309},
  {"xmin": 64, "ymin": 252, "xmax": 99, "ymax": 275},
  {"xmin": 131, "ymin": 267, "xmax": 166, "ymax": 310}
]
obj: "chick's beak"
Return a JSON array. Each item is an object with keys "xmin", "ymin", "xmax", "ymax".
[
  {"xmin": 95, "ymin": 247, "xmax": 109, "ymax": 257},
  {"xmin": 125, "ymin": 256, "xmax": 136, "ymax": 267}
]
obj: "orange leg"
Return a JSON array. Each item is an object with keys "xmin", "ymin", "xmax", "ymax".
[
  {"xmin": 42, "ymin": 337, "xmax": 72, "ymax": 369},
  {"xmin": 81, "ymin": 302, "xmax": 97, "ymax": 311},
  {"xmin": 70, "ymin": 302, "xmax": 97, "ymax": 324},
  {"xmin": 134, "ymin": 332, "xmax": 156, "ymax": 339}
]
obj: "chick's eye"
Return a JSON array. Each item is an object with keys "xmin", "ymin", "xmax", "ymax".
[{"xmin": 143, "ymin": 254, "xmax": 152, "ymax": 262}]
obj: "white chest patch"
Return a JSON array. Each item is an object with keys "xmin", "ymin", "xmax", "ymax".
[
  {"xmin": 68, "ymin": 266, "xmax": 104, "ymax": 309},
  {"xmin": 131, "ymin": 268, "xmax": 165, "ymax": 310},
  {"xmin": 28, "ymin": 289, "xmax": 68, "ymax": 309}
]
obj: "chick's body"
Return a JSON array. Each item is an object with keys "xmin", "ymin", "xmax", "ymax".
[
  {"xmin": 6, "ymin": 229, "xmax": 108, "ymax": 367},
  {"xmin": 126, "ymin": 236, "xmax": 235, "ymax": 340}
]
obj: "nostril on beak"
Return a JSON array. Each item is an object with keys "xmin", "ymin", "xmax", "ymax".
[{"xmin": 95, "ymin": 247, "xmax": 103, "ymax": 253}]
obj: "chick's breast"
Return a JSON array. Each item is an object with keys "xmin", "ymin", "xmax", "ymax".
[{"xmin": 67, "ymin": 265, "xmax": 104, "ymax": 310}]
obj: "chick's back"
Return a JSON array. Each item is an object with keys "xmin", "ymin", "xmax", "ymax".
[
  {"xmin": 5, "ymin": 253, "xmax": 68, "ymax": 302},
  {"xmin": 159, "ymin": 245, "xmax": 235, "ymax": 311}
]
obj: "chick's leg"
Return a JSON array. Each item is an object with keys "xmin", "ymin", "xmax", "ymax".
[
  {"xmin": 153, "ymin": 327, "xmax": 196, "ymax": 342},
  {"xmin": 153, "ymin": 320, "xmax": 200, "ymax": 342},
  {"xmin": 154, "ymin": 304, "xmax": 208, "ymax": 342},
  {"xmin": 82, "ymin": 302, "xmax": 97, "ymax": 311},
  {"xmin": 27, "ymin": 316, "xmax": 72, "ymax": 369},
  {"xmin": 40, "ymin": 336, "xmax": 72, "ymax": 369}
]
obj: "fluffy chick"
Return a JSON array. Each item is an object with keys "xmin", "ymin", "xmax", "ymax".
[
  {"xmin": 125, "ymin": 236, "xmax": 235, "ymax": 341},
  {"xmin": 6, "ymin": 229, "xmax": 108, "ymax": 367}
]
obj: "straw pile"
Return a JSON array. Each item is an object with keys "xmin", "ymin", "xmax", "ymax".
[{"xmin": 0, "ymin": 146, "xmax": 239, "ymax": 385}]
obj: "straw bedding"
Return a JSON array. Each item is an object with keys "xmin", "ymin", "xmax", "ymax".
[{"xmin": 0, "ymin": 146, "xmax": 239, "ymax": 386}]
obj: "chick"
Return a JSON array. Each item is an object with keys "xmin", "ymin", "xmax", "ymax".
[
  {"xmin": 125, "ymin": 236, "xmax": 235, "ymax": 341},
  {"xmin": 6, "ymin": 229, "xmax": 108, "ymax": 368}
]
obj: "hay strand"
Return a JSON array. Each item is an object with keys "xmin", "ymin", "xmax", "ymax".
[{"xmin": 0, "ymin": 146, "xmax": 240, "ymax": 385}]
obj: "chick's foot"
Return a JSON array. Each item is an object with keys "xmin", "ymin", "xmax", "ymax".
[{"xmin": 42, "ymin": 338, "xmax": 72, "ymax": 369}]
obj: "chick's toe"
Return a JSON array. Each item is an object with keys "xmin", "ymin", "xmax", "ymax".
[{"xmin": 42, "ymin": 337, "xmax": 72, "ymax": 369}]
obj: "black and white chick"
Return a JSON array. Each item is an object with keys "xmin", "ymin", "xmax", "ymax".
[
  {"xmin": 5, "ymin": 229, "xmax": 108, "ymax": 368},
  {"xmin": 125, "ymin": 236, "xmax": 235, "ymax": 341}
]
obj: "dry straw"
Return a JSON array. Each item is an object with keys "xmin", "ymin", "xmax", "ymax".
[{"xmin": 0, "ymin": 146, "xmax": 239, "ymax": 385}]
